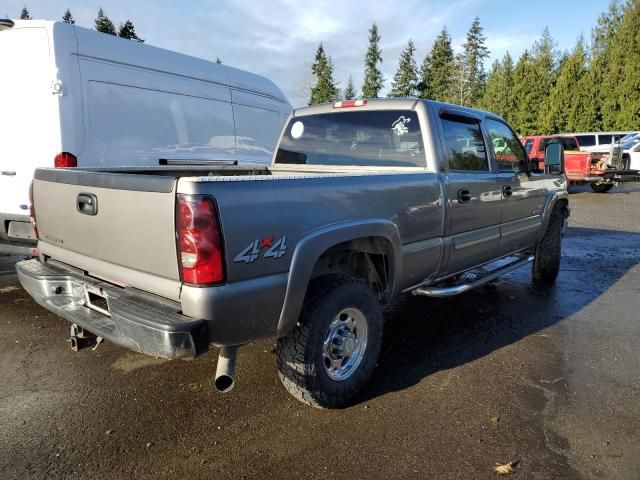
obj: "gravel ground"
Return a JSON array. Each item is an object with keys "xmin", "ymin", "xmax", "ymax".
[{"xmin": 1, "ymin": 183, "xmax": 639, "ymax": 479}]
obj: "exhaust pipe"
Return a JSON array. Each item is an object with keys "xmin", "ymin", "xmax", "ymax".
[{"xmin": 214, "ymin": 345, "xmax": 238, "ymax": 393}]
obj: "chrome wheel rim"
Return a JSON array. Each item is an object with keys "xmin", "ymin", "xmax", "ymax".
[{"xmin": 322, "ymin": 308, "xmax": 368, "ymax": 381}]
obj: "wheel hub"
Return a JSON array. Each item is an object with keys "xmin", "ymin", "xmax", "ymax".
[{"xmin": 322, "ymin": 308, "xmax": 368, "ymax": 381}]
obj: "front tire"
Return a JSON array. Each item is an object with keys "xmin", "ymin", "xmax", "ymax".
[
  {"xmin": 276, "ymin": 275, "xmax": 383, "ymax": 409},
  {"xmin": 532, "ymin": 206, "xmax": 564, "ymax": 284},
  {"xmin": 590, "ymin": 182, "xmax": 614, "ymax": 193}
]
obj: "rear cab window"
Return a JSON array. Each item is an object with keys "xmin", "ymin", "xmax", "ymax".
[
  {"xmin": 538, "ymin": 137, "xmax": 579, "ymax": 153},
  {"xmin": 274, "ymin": 110, "xmax": 425, "ymax": 168}
]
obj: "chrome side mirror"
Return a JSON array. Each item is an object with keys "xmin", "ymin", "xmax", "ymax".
[{"xmin": 544, "ymin": 142, "xmax": 564, "ymax": 175}]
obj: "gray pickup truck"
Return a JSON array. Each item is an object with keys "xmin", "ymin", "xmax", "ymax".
[{"xmin": 17, "ymin": 99, "xmax": 569, "ymax": 408}]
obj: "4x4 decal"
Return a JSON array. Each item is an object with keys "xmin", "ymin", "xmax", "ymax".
[{"xmin": 234, "ymin": 236, "xmax": 287, "ymax": 263}]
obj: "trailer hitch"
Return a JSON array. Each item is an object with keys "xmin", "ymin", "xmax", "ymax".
[{"xmin": 69, "ymin": 323, "xmax": 103, "ymax": 352}]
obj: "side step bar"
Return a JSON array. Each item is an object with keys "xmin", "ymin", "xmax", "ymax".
[{"xmin": 412, "ymin": 253, "xmax": 534, "ymax": 298}]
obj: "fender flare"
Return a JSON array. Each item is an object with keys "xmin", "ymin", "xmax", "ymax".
[
  {"xmin": 275, "ymin": 219, "xmax": 402, "ymax": 337},
  {"xmin": 538, "ymin": 191, "xmax": 570, "ymax": 242}
]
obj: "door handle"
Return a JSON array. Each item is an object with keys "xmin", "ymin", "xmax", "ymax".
[
  {"xmin": 457, "ymin": 189, "xmax": 472, "ymax": 204},
  {"xmin": 77, "ymin": 193, "xmax": 98, "ymax": 216},
  {"xmin": 502, "ymin": 185, "xmax": 513, "ymax": 197}
]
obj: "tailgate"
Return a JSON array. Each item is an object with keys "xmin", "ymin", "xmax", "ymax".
[{"xmin": 32, "ymin": 169, "xmax": 181, "ymax": 301}]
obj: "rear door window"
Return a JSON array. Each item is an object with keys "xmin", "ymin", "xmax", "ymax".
[
  {"xmin": 440, "ymin": 115, "xmax": 489, "ymax": 171},
  {"xmin": 275, "ymin": 110, "xmax": 425, "ymax": 167}
]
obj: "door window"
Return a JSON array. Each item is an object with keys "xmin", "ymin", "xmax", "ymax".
[
  {"xmin": 486, "ymin": 119, "xmax": 528, "ymax": 173},
  {"xmin": 440, "ymin": 115, "xmax": 488, "ymax": 171},
  {"xmin": 523, "ymin": 139, "xmax": 534, "ymax": 155},
  {"xmin": 575, "ymin": 135, "xmax": 596, "ymax": 147}
]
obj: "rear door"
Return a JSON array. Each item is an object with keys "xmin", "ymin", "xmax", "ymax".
[
  {"xmin": 32, "ymin": 170, "xmax": 181, "ymax": 301},
  {"xmin": 437, "ymin": 111, "xmax": 501, "ymax": 276},
  {"xmin": 0, "ymin": 25, "xmax": 60, "ymax": 218}
]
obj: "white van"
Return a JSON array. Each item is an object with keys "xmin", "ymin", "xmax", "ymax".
[{"xmin": 0, "ymin": 19, "xmax": 292, "ymax": 255}]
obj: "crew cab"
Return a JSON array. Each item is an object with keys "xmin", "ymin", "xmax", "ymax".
[
  {"xmin": 17, "ymin": 99, "xmax": 569, "ymax": 408},
  {"xmin": 521, "ymin": 134, "xmax": 639, "ymax": 193}
]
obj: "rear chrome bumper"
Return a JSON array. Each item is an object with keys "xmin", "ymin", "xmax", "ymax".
[{"xmin": 16, "ymin": 259, "xmax": 208, "ymax": 359}]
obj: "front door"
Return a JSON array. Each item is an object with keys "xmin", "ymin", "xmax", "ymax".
[
  {"xmin": 486, "ymin": 119, "xmax": 548, "ymax": 255},
  {"xmin": 438, "ymin": 112, "xmax": 501, "ymax": 276}
]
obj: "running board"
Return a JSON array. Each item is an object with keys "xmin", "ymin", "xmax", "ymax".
[{"xmin": 412, "ymin": 253, "xmax": 534, "ymax": 298}]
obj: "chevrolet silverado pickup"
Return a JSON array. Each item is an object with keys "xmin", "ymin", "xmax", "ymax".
[{"xmin": 17, "ymin": 99, "xmax": 569, "ymax": 408}]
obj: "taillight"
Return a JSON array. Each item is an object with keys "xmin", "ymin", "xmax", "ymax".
[
  {"xmin": 176, "ymin": 194, "xmax": 225, "ymax": 285},
  {"xmin": 54, "ymin": 152, "xmax": 77, "ymax": 168},
  {"xmin": 333, "ymin": 99, "xmax": 367, "ymax": 108},
  {"xmin": 29, "ymin": 181, "xmax": 38, "ymax": 239}
]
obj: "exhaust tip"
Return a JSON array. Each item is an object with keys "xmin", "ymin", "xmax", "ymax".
[{"xmin": 214, "ymin": 374, "xmax": 235, "ymax": 393}]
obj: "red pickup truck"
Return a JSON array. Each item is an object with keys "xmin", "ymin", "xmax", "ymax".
[{"xmin": 521, "ymin": 135, "xmax": 639, "ymax": 193}]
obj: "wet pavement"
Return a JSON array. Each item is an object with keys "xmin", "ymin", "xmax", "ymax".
[{"xmin": 1, "ymin": 183, "xmax": 639, "ymax": 479}]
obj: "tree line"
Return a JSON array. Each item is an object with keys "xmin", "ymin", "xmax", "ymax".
[
  {"xmin": 308, "ymin": 0, "xmax": 639, "ymax": 135},
  {"xmin": 19, "ymin": 5, "xmax": 144, "ymax": 42}
]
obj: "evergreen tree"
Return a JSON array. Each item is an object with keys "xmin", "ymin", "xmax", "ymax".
[
  {"xmin": 20, "ymin": 6, "xmax": 31, "ymax": 20},
  {"xmin": 532, "ymin": 27, "xmax": 559, "ymax": 132},
  {"xmin": 309, "ymin": 43, "xmax": 339, "ymax": 105},
  {"xmin": 343, "ymin": 75, "xmax": 357, "ymax": 100},
  {"xmin": 118, "ymin": 20, "xmax": 144, "ymax": 42},
  {"xmin": 95, "ymin": 8, "xmax": 116, "ymax": 36},
  {"xmin": 499, "ymin": 52, "xmax": 515, "ymax": 121},
  {"xmin": 361, "ymin": 24, "xmax": 384, "ymax": 98},
  {"xmin": 479, "ymin": 59, "xmax": 502, "ymax": 113},
  {"xmin": 215, "ymin": 57, "xmax": 222, "ymax": 64},
  {"xmin": 543, "ymin": 36, "xmax": 588, "ymax": 133},
  {"xmin": 388, "ymin": 39, "xmax": 418, "ymax": 97},
  {"xmin": 510, "ymin": 50, "xmax": 539, "ymax": 134},
  {"xmin": 62, "ymin": 8, "xmax": 75, "ymax": 24},
  {"xmin": 601, "ymin": 0, "xmax": 640, "ymax": 129},
  {"xmin": 479, "ymin": 51, "xmax": 515, "ymax": 120},
  {"xmin": 417, "ymin": 54, "xmax": 432, "ymax": 99},
  {"xmin": 427, "ymin": 27, "xmax": 455, "ymax": 103},
  {"xmin": 577, "ymin": 1, "xmax": 624, "ymax": 131},
  {"xmin": 454, "ymin": 17, "xmax": 490, "ymax": 106}
]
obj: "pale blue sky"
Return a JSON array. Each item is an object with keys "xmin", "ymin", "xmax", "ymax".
[{"xmin": 3, "ymin": 0, "xmax": 610, "ymax": 105}]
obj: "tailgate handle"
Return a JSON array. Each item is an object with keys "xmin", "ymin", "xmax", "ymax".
[{"xmin": 77, "ymin": 193, "xmax": 98, "ymax": 216}]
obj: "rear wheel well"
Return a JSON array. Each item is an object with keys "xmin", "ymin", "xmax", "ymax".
[{"xmin": 310, "ymin": 238, "xmax": 393, "ymax": 301}]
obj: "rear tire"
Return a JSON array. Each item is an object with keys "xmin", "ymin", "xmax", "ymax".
[
  {"xmin": 276, "ymin": 275, "xmax": 383, "ymax": 409},
  {"xmin": 590, "ymin": 183, "xmax": 614, "ymax": 193},
  {"xmin": 532, "ymin": 206, "xmax": 564, "ymax": 285}
]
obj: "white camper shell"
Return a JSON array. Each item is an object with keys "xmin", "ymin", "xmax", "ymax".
[{"xmin": 0, "ymin": 20, "xmax": 292, "ymax": 254}]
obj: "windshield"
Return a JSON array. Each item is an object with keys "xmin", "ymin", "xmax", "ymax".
[
  {"xmin": 275, "ymin": 110, "xmax": 425, "ymax": 168},
  {"xmin": 622, "ymin": 135, "xmax": 640, "ymax": 150}
]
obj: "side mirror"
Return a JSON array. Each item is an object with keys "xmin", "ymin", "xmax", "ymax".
[
  {"xmin": 0, "ymin": 19, "xmax": 14, "ymax": 31},
  {"xmin": 544, "ymin": 142, "xmax": 564, "ymax": 175}
]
